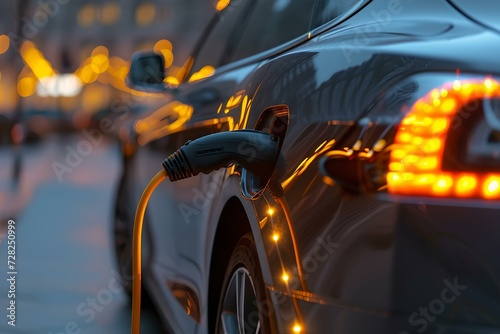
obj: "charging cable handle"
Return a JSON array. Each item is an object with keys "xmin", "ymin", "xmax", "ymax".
[
  {"xmin": 132, "ymin": 130, "xmax": 280, "ymax": 334},
  {"xmin": 162, "ymin": 130, "xmax": 279, "ymax": 182}
]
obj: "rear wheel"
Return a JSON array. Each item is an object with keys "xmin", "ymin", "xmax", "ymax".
[{"xmin": 216, "ymin": 233, "xmax": 272, "ymax": 334}]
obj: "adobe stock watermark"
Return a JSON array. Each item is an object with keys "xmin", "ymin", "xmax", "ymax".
[
  {"xmin": 51, "ymin": 94, "xmax": 137, "ymax": 182},
  {"xmin": 241, "ymin": 233, "xmax": 341, "ymax": 331},
  {"xmin": 178, "ymin": 133, "xmax": 275, "ymax": 224},
  {"xmin": 242, "ymin": 289, "xmax": 298, "ymax": 333},
  {"xmin": 285, "ymin": 233, "xmax": 341, "ymax": 293},
  {"xmin": 179, "ymin": 171, "xmax": 226, "ymax": 224},
  {"xmin": 341, "ymin": 0, "xmax": 410, "ymax": 64},
  {"xmin": 8, "ymin": 0, "xmax": 73, "ymax": 49},
  {"xmin": 400, "ymin": 277, "xmax": 467, "ymax": 334},
  {"xmin": 450, "ymin": 88, "xmax": 485, "ymax": 130},
  {"xmin": 47, "ymin": 270, "xmax": 124, "ymax": 334}
]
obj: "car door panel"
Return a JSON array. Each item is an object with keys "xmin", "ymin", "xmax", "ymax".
[
  {"xmin": 134, "ymin": 59, "xmax": 275, "ymax": 332},
  {"xmin": 240, "ymin": 0, "xmax": 500, "ymax": 327}
]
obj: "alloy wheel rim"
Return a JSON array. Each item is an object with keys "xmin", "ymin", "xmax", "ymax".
[{"xmin": 219, "ymin": 267, "xmax": 261, "ymax": 334}]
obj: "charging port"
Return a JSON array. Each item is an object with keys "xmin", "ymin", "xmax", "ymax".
[{"xmin": 241, "ymin": 106, "xmax": 289, "ymax": 198}]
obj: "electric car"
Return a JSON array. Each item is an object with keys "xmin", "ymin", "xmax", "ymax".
[{"xmin": 114, "ymin": 0, "xmax": 500, "ymax": 332}]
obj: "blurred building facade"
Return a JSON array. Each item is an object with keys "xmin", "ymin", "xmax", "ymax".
[
  {"xmin": 24, "ymin": 0, "xmax": 212, "ymax": 69},
  {"xmin": 0, "ymin": 0, "xmax": 213, "ymax": 118}
]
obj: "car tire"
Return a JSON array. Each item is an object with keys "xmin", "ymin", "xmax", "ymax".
[{"xmin": 215, "ymin": 233, "xmax": 273, "ymax": 334}]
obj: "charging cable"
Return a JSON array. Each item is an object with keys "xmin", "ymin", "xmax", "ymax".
[
  {"xmin": 131, "ymin": 169, "xmax": 166, "ymax": 334},
  {"xmin": 130, "ymin": 130, "xmax": 280, "ymax": 334}
]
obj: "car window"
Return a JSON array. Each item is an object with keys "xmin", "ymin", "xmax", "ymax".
[
  {"xmin": 187, "ymin": 0, "xmax": 257, "ymax": 81},
  {"xmin": 312, "ymin": 0, "xmax": 364, "ymax": 28},
  {"xmin": 231, "ymin": 0, "xmax": 316, "ymax": 61}
]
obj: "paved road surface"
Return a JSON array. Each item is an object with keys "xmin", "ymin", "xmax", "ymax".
[{"xmin": 0, "ymin": 134, "xmax": 164, "ymax": 334}]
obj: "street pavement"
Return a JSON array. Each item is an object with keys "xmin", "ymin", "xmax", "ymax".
[{"xmin": 0, "ymin": 134, "xmax": 164, "ymax": 334}]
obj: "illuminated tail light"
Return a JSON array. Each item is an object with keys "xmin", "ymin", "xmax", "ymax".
[{"xmin": 388, "ymin": 78, "xmax": 500, "ymax": 199}]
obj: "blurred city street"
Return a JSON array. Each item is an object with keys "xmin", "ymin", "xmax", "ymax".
[
  {"xmin": 2, "ymin": 0, "xmax": 500, "ymax": 333},
  {"xmin": 0, "ymin": 1, "xmax": 214, "ymax": 332},
  {"xmin": 0, "ymin": 135, "xmax": 163, "ymax": 334}
]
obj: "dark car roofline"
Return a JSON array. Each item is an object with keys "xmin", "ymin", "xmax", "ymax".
[
  {"xmin": 447, "ymin": 0, "xmax": 500, "ymax": 35},
  {"xmin": 179, "ymin": 0, "xmax": 372, "ymax": 87}
]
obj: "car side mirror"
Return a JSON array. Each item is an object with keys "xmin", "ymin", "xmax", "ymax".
[{"xmin": 126, "ymin": 51, "xmax": 167, "ymax": 92}]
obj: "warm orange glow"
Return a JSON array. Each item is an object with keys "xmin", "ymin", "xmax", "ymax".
[
  {"xmin": 267, "ymin": 208, "xmax": 274, "ymax": 216},
  {"xmin": 84, "ymin": 65, "xmax": 98, "ymax": 82},
  {"xmin": 456, "ymin": 175, "xmax": 478, "ymax": 197},
  {"xmin": 352, "ymin": 140, "xmax": 362, "ymax": 151},
  {"xmin": 19, "ymin": 41, "xmax": 56, "ymax": 80},
  {"xmin": 154, "ymin": 40, "xmax": 174, "ymax": 68},
  {"xmin": 388, "ymin": 78, "xmax": 500, "ymax": 200},
  {"xmin": 483, "ymin": 176, "xmax": 500, "ymax": 199},
  {"xmin": 293, "ymin": 324, "xmax": 302, "ymax": 333},
  {"xmin": 415, "ymin": 156, "xmax": 439, "ymax": 171},
  {"xmin": 322, "ymin": 176, "xmax": 336, "ymax": 186},
  {"xmin": 136, "ymin": 101, "xmax": 194, "ymax": 145},
  {"xmin": 17, "ymin": 77, "xmax": 37, "ymax": 97},
  {"xmin": 282, "ymin": 139, "xmax": 336, "ymax": 189},
  {"xmin": 235, "ymin": 95, "xmax": 252, "ymax": 130},
  {"xmin": 164, "ymin": 76, "xmax": 179, "ymax": 86},
  {"xmin": 154, "ymin": 39, "xmax": 172, "ymax": 52},
  {"xmin": 81, "ymin": 84, "xmax": 111, "ymax": 113},
  {"xmin": 92, "ymin": 45, "xmax": 109, "ymax": 57},
  {"xmin": 216, "ymin": 0, "xmax": 230, "ymax": 11},
  {"xmin": 282, "ymin": 273, "xmax": 289, "ymax": 282},
  {"xmin": 161, "ymin": 49, "xmax": 174, "ymax": 68},
  {"xmin": 78, "ymin": 4, "xmax": 96, "ymax": 27},
  {"xmin": 373, "ymin": 139, "xmax": 386, "ymax": 152},
  {"xmin": 188, "ymin": 65, "xmax": 215, "ymax": 83},
  {"xmin": 91, "ymin": 54, "xmax": 109, "ymax": 73},
  {"xmin": 440, "ymin": 98, "xmax": 456, "ymax": 114},
  {"xmin": 272, "ymin": 233, "xmax": 279, "ymax": 242},
  {"xmin": 136, "ymin": 3, "xmax": 156, "ymax": 26},
  {"xmin": 432, "ymin": 175, "xmax": 453, "ymax": 196},
  {"xmin": 224, "ymin": 92, "xmax": 244, "ymax": 114},
  {"xmin": 101, "ymin": 2, "xmax": 121, "ymax": 25},
  {"xmin": 421, "ymin": 138, "xmax": 442, "ymax": 154},
  {"xmin": 0, "ymin": 34, "xmax": 10, "ymax": 54}
]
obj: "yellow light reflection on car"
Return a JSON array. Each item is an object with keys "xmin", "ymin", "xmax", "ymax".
[
  {"xmin": 188, "ymin": 65, "xmax": 215, "ymax": 83},
  {"xmin": 215, "ymin": 0, "xmax": 231, "ymax": 11},
  {"xmin": 282, "ymin": 139, "xmax": 336, "ymax": 189},
  {"xmin": 135, "ymin": 101, "xmax": 194, "ymax": 145}
]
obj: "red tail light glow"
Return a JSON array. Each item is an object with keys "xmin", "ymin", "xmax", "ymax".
[{"xmin": 387, "ymin": 78, "xmax": 500, "ymax": 199}]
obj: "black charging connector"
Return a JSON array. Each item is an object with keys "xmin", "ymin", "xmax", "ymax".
[
  {"xmin": 162, "ymin": 130, "xmax": 280, "ymax": 182},
  {"xmin": 132, "ymin": 130, "xmax": 282, "ymax": 334}
]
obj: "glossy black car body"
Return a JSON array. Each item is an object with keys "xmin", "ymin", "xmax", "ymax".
[{"xmin": 115, "ymin": 0, "xmax": 500, "ymax": 333}]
